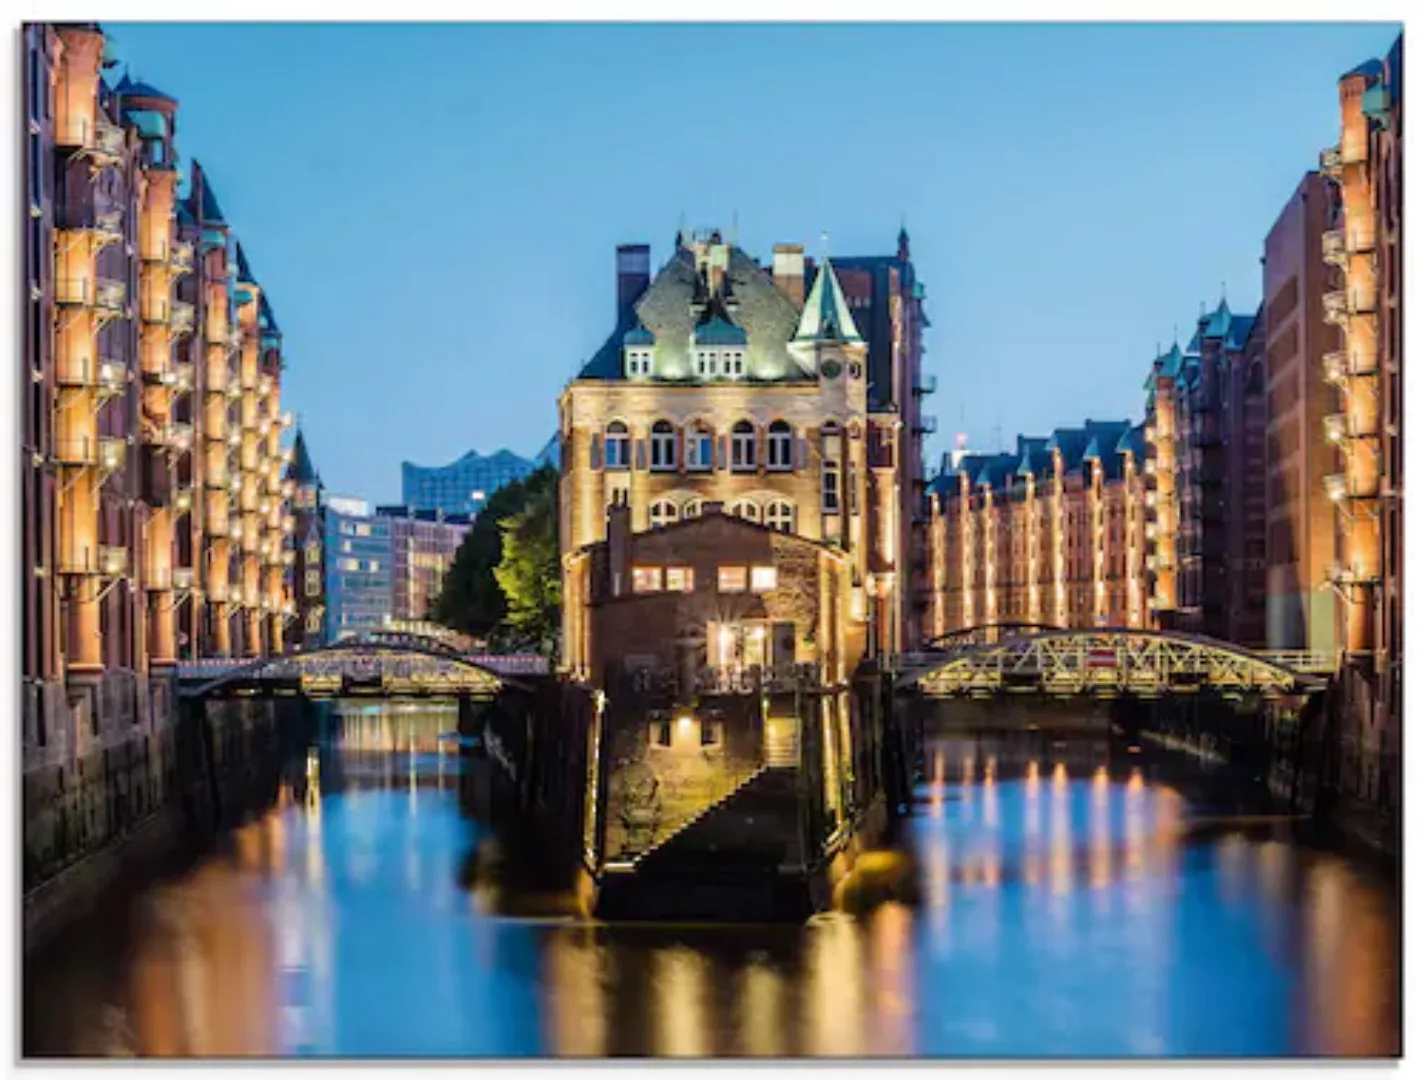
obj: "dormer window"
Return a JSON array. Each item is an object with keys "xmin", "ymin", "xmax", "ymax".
[
  {"xmin": 722, "ymin": 348, "xmax": 745, "ymax": 378},
  {"xmin": 625, "ymin": 347, "xmax": 653, "ymax": 378}
]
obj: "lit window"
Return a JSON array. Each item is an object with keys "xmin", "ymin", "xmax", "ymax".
[
  {"xmin": 750, "ymin": 566, "xmax": 778, "ymax": 593},
  {"xmin": 730, "ymin": 500, "xmax": 760, "ymax": 523},
  {"xmin": 355, "ymin": 523, "xmax": 372, "ymax": 537},
  {"xmin": 650, "ymin": 420, "xmax": 677, "ymax": 472},
  {"xmin": 731, "ymin": 420, "xmax": 756, "ymax": 472},
  {"xmin": 604, "ymin": 420, "xmax": 630, "ymax": 469},
  {"xmin": 649, "ymin": 500, "xmax": 678, "ymax": 528},
  {"xmin": 338, "ymin": 557, "xmax": 360, "ymax": 572},
  {"xmin": 718, "ymin": 566, "xmax": 748, "ymax": 593},
  {"xmin": 682, "ymin": 500, "xmax": 702, "ymax": 520},
  {"xmin": 305, "ymin": 610, "xmax": 321, "ymax": 633},
  {"xmin": 767, "ymin": 420, "xmax": 794, "ymax": 471},
  {"xmin": 632, "ymin": 566, "xmax": 662, "ymax": 593},
  {"xmin": 665, "ymin": 566, "xmax": 694, "ymax": 592},
  {"xmin": 304, "ymin": 570, "xmax": 321, "ymax": 597},
  {"xmin": 765, "ymin": 501, "xmax": 795, "ymax": 534},
  {"xmin": 340, "ymin": 540, "xmax": 352, "ymax": 554},
  {"xmin": 685, "ymin": 424, "xmax": 713, "ymax": 471}
]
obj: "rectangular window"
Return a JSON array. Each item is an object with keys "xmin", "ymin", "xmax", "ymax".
[
  {"xmin": 665, "ymin": 566, "xmax": 694, "ymax": 593},
  {"xmin": 718, "ymin": 566, "xmax": 748, "ymax": 593},
  {"xmin": 355, "ymin": 523, "xmax": 372, "ymax": 537},
  {"xmin": 822, "ymin": 461, "xmax": 841, "ymax": 513},
  {"xmin": 750, "ymin": 566, "xmax": 777, "ymax": 593},
  {"xmin": 337, "ymin": 557, "xmax": 360, "ymax": 572},
  {"xmin": 632, "ymin": 566, "xmax": 662, "ymax": 593}
]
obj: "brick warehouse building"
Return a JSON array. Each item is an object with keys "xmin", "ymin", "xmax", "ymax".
[
  {"xmin": 559, "ymin": 227, "xmax": 932, "ymax": 679},
  {"xmin": 22, "ymin": 22, "xmax": 297, "ymax": 888},
  {"xmin": 926, "ymin": 420, "xmax": 1152, "ymax": 636}
]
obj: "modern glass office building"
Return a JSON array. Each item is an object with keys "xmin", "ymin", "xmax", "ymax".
[{"xmin": 321, "ymin": 496, "xmax": 394, "ymax": 640}]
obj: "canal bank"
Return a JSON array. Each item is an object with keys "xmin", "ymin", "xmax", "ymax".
[{"xmin": 22, "ymin": 689, "xmax": 316, "ymax": 956}]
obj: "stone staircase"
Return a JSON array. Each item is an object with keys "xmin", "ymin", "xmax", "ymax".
[
  {"xmin": 632, "ymin": 765, "xmax": 770, "ymax": 868},
  {"xmin": 598, "ymin": 766, "xmax": 811, "ymax": 921},
  {"xmin": 763, "ymin": 720, "xmax": 799, "ymax": 768}
]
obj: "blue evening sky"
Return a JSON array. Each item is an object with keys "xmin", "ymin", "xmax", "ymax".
[{"xmin": 106, "ymin": 21, "xmax": 1399, "ymax": 503}]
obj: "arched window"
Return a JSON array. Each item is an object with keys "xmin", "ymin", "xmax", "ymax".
[
  {"xmin": 682, "ymin": 499, "xmax": 703, "ymax": 520},
  {"xmin": 604, "ymin": 420, "xmax": 630, "ymax": 469},
  {"xmin": 731, "ymin": 419, "xmax": 757, "ymax": 472},
  {"xmin": 649, "ymin": 499, "xmax": 678, "ymax": 528},
  {"xmin": 730, "ymin": 500, "xmax": 760, "ymax": 523},
  {"xmin": 650, "ymin": 420, "xmax": 676, "ymax": 472},
  {"xmin": 767, "ymin": 420, "xmax": 794, "ymax": 471},
  {"xmin": 685, "ymin": 422, "xmax": 713, "ymax": 471},
  {"xmin": 765, "ymin": 500, "xmax": 795, "ymax": 534}
]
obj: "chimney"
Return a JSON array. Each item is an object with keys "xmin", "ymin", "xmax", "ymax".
[
  {"xmin": 772, "ymin": 244, "xmax": 805, "ymax": 306},
  {"xmin": 616, "ymin": 244, "xmax": 651, "ymax": 321},
  {"xmin": 607, "ymin": 490, "xmax": 633, "ymax": 597}
]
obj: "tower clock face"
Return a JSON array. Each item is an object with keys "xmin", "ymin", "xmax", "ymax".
[{"xmin": 820, "ymin": 360, "xmax": 842, "ymax": 379}]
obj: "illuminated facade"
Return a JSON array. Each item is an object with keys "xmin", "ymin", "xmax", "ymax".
[
  {"xmin": 926, "ymin": 421, "xmax": 1150, "ymax": 636},
  {"xmin": 376, "ymin": 505, "xmax": 473, "ymax": 633},
  {"xmin": 560, "ymin": 227, "xmax": 928, "ymax": 679},
  {"xmin": 1318, "ymin": 37, "xmax": 1403, "ymax": 801},
  {"xmin": 1144, "ymin": 301, "xmax": 1268, "ymax": 645},
  {"xmin": 22, "ymin": 22, "xmax": 295, "ymax": 760}
]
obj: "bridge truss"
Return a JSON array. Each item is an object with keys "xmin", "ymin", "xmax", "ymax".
[
  {"xmin": 901, "ymin": 627, "xmax": 1328, "ymax": 701},
  {"xmin": 180, "ymin": 631, "xmax": 511, "ymax": 701}
]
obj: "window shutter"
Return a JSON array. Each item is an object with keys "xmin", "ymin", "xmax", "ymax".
[
  {"xmin": 635, "ymin": 438, "xmax": 647, "ymax": 471},
  {"xmin": 590, "ymin": 432, "xmax": 602, "ymax": 471}
]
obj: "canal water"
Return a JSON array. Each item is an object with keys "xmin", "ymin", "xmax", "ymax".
[{"xmin": 24, "ymin": 703, "xmax": 1401, "ymax": 1058}]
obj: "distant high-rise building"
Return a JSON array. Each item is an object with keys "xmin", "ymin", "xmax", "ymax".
[
  {"xmin": 376, "ymin": 505, "xmax": 472, "ymax": 633},
  {"xmin": 400, "ymin": 448, "xmax": 538, "ymax": 516},
  {"xmin": 322, "ymin": 496, "xmax": 393, "ymax": 641}
]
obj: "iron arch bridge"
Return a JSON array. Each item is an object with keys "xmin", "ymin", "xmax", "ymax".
[
  {"xmin": 899, "ymin": 626, "xmax": 1331, "ymax": 701},
  {"xmin": 177, "ymin": 631, "xmax": 528, "ymax": 702}
]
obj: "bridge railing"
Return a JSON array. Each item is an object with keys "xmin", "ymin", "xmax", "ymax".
[{"xmin": 1256, "ymin": 650, "xmax": 1337, "ymax": 676}]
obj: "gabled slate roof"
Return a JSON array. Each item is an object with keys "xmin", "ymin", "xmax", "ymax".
[
  {"xmin": 1116, "ymin": 422, "xmax": 1147, "ymax": 460},
  {"xmin": 115, "ymin": 72, "xmax": 175, "ymax": 104},
  {"xmin": 1202, "ymin": 298, "xmax": 1234, "ymax": 339},
  {"xmin": 286, "ymin": 428, "xmax": 320, "ymax": 487}
]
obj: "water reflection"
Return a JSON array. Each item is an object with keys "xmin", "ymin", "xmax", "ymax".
[{"xmin": 23, "ymin": 719, "xmax": 1400, "ymax": 1058}]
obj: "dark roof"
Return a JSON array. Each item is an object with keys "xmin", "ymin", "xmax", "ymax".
[
  {"xmin": 258, "ymin": 292, "xmax": 281, "ymax": 337},
  {"xmin": 1225, "ymin": 313, "xmax": 1256, "ymax": 351},
  {"xmin": 235, "ymin": 242, "xmax": 256, "ymax": 286},
  {"xmin": 1344, "ymin": 58, "xmax": 1384, "ymax": 81},
  {"xmin": 1116, "ymin": 423, "xmax": 1148, "ymax": 461},
  {"xmin": 1015, "ymin": 436, "xmax": 1052, "ymax": 480},
  {"xmin": 193, "ymin": 162, "xmax": 226, "ymax": 225},
  {"xmin": 1202, "ymin": 298, "xmax": 1234, "ymax": 339},
  {"xmin": 115, "ymin": 72, "xmax": 175, "ymax": 104},
  {"xmin": 578, "ymin": 243, "xmax": 805, "ymax": 382},
  {"xmin": 974, "ymin": 453, "xmax": 1019, "ymax": 490},
  {"xmin": 623, "ymin": 323, "xmax": 654, "ymax": 347},
  {"xmin": 286, "ymin": 428, "xmax": 320, "ymax": 487}
]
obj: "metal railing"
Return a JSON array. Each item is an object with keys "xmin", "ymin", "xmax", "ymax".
[
  {"xmin": 170, "ymin": 241, "xmax": 195, "ymax": 273},
  {"xmin": 1324, "ymin": 349, "xmax": 1377, "ymax": 382},
  {"xmin": 52, "ymin": 436, "xmax": 127, "ymax": 470},
  {"xmin": 172, "ymin": 301, "xmax": 196, "ymax": 335},
  {"xmin": 913, "ymin": 372, "xmax": 937, "ymax": 396},
  {"xmin": 55, "ymin": 277, "xmax": 127, "ymax": 312},
  {"xmin": 55, "ymin": 356, "xmax": 125, "ymax": 394}
]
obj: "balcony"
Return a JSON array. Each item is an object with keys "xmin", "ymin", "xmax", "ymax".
[
  {"xmin": 170, "ymin": 241, "xmax": 194, "ymax": 274},
  {"xmin": 58, "ymin": 543, "xmax": 126, "ymax": 576},
  {"xmin": 1324, "ymin": 349, "xmax": 1378, "ymax": 382},
  {"xmin": 914, "ymin": 415, "xmax": 938, "ymax": 436},
  {"xmin": 172, "ymin": 360, "xmax": 195, "ymax": 393},
  {"xmin": 173, "ymin": 486, "xmax": 195, "ymax": 513},
  {"xmin": 1323, "ymin": 289, "xmax": 1349, "ymax": 325},
  {"xmin": 55, "ymin": 277, "xmax": 127, "ymax": 313},
  {"xmin": 1319, "ymin": 145, "xmax": 1342, "ymax": 175},
  {"xmin": 54, "ymin": 436, "xmax": 127, "ymax": 470},
  {"xmin": 56, "ymin": 356, "xmax": 125, "ymax": 396},
  {"xmin": 913, "ymin": 373, "xmax": 937, "ymax": 396},
  {"xmin": 57, "ymin": 115, "xmax": 128, "ymax": 160},
  {"xmin": 1322, "ymin": 228, "xmax": 1346, "ymax": 265},
  {"xmin": 164, "ymin": 422, "xmax": 195, "ymax": 452},
  {"xmin": 172, "ymin": 567, "xmax": 195, "ymax": 591},
  {"xmin": 58, "ymin": 205, "xmax": 124, "ymax": 243},
  {"xmin": 1329, "ymin": 562, "xmax": 1380, "ymax": 588},
  {"xmin": 1323, "ymin": 413, "xmax": 1372, "ymax": 444},
  {"xmin": 172, "ymin": 301, "xmax": 196, "ymax": 336}
]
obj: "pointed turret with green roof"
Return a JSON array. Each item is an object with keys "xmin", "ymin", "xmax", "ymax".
[{"xmin": 795, "ymin": 257, "xmax": 864, "ymax": 346}]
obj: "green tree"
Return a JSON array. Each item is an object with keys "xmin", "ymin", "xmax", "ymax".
[
  {"xmin": 493, "ymin": 477, "xmax": 561, "ymax": 657},
  {"xmin": 430, "ymin": 465, "xmax": 557, "ymax": 640}
]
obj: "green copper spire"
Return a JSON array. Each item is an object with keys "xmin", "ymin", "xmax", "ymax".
[{"xmin": 794, "ymin": 257, "xmax": 863, "ymax": 344}]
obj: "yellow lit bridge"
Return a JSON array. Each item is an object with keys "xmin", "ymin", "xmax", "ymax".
[{"xmin": 900, "ymin": 626, "xmax": 1334, "ymax": 701}]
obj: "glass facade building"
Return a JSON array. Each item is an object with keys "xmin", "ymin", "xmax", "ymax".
[
  {"xmin": 400, "ymin": 449, "xmax": 538, "ymax": 516},
  {"xmin": 322, "ymin": 497, "xmax": 393, "ymax": 640},
  {"xmin": 377, "ymin": 506, "xmax": 473, "ymax": 632}
]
